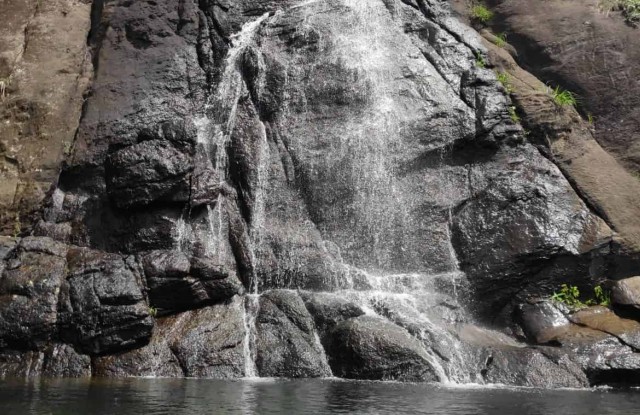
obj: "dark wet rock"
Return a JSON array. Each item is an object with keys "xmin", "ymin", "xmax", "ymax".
[
  {"xmin": 325, "ymin": 316, "xmax": 438, "ymax": 382},
  {"xmin": 458, "ymin": 325, "xmax": 524, "ymax": 349},
  {"xmin": 42, "ymin": 344, "xmax": 92, "ymax": 378},
  {"xmin": 481, "ymin": 346, "xmax": 588, "ymax": 388},
  {"xmin": 58, "ymin": 248, "xmax": 153, "ymax": 355},
  {"xmin": 0, "ymin": 237, "xmax": 68, "ymax": 350},
  {"xmin": 300, "ymin": 291, "xmax": 365, "ymax": 334},
  {"xmin": 586, "ymin": 353, "xmax": 640, "ymax": 386},
  {"xmin": 255, "ymin": 290, "xmax": 331, "ymax": 378},
  {"xmin": 0, "ymin": 350, "xmax": 44, "ymax": 379},
  {"xmin": 94, "ymin": 296, "xmax": 246, "ymax": 378},
  {"xmin": 140, "ymin": 250, "xmax": 243, "ymax": 313},
  {"xmin": 2, "ymin": 0, "xmax": 638, "ymax": 384},
  {"xmin": 515, "ymin": 300, "xmax": 571, "ymax": 344},
  {"xmin": 171, "ymin": 298, "xmax": 246, "ymax": 378},
  {"xmin": 105, "ymin": 140, "xmax": 193, "ymax": 209},
  {"xmin": 451, "ymin": 144, "xmax": 611, "ymax": 319}
]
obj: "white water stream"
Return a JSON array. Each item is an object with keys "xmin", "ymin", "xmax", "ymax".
[{"xmin": 177, "ymin": 0, "xmax": 484, "ymax": 384}]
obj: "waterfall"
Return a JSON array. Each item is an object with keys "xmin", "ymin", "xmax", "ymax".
[
  {"xmin": 242, "ymin": 294, "xmax": 260, "ymax": 378},
  {"xmin": 175, "ymin": 12, "xmax": 274, "ymax": 378},
  {"xmin": 187, "ymin": 0, "xmax": 485, "ymax": 383}
]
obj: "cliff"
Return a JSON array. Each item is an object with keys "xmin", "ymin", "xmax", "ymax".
[{"xmin": 1, "ymin": 0, "xmax": 640, "ymax": 387}]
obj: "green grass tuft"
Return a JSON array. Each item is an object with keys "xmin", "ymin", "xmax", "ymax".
[
  {"xmin": 551, "ymin": 86, "xmax": 577, "ymax": 107},
  {"xmin": 508, "ymin": 106, "xmax": 520, "ymax": 123},
  {"xmin": 471, "ymin": 4, "xmax": 494, "ymax": 24},
  {"xmin": 493, "ymin": 32, "xmax": 508, "ymax": 48},
  {"xmin": 495, "ymin": 71, "xmax": 513, "ymax": 93},
  {"xmin": 600, "ymin": 0, "xmax": 640, "ymax": 25}
]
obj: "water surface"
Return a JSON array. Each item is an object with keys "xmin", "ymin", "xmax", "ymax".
[{"xmin": 1, "ymin": 378, "xmax": 639, "ymax": 415}]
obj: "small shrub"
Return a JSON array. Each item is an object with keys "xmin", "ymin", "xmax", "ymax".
[
  {"xmin": 471, "ymin": 4, "xmax": 494, "ymax": 24},
  {"xmin": 551, "ymin": 284, "xmax": 584, "ymax": 308},
  {"xmin": 149, "ymin": 306, "xmax": 158, "ymax": 317},
  {"xmin": 600, "ymin": 0, "xmax": 640, "ymax": 25},
  {"xmin": 475, "ymin": 52, "xmax": 487, "ymax": 69},
  {"xmin": 594, "ymin": 285, "xmax": 611, "ymax": 307},
  {"xmin": 495, "ymin": 71, "xmax": 513, "ymax": 92},
  {"xmin": 494, "ymin": 32, "xmax": 508, "ymax": 48},
  {"xmin": 551, "ymin": 283, "xmax": 611, "ymax": 309},
  {"xmin": 508, "ymin": 106, "xmax": 520, "ymax": 123},
  {"xmin": 551, "ymin": 86, "xmax": 577, "ymax": 107}
]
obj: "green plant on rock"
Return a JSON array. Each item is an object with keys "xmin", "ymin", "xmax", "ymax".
[
  {"xmin": 594, "ymin": 285, "xmax": 611, "ymax": 307},
  {"xmin": 149, "ymin": 306, "xmax": 158, "ymax": 317},
  {"xmin": 551, "ymin": 284, "xmax": 584, "ymax": 308},
  {"xmin": 551, "ymin": 86, "xmax": 577, "ymax": 108},
  {"xmin": 495, "ymin": 71, "xmax": 513, "ymax": 93},
  {"xmin": 551, "ymin": 283, "xmax": 611, "ymax": 309},
  {"xmin": 600, "ymin": 0, "xmax": 640, "ymax": 25},
  {"xmin": 494, "ymin": 32, "xmax": 508, "ymax": 48},
  {"xmin": 508, "ymin": 105, "xmax": 520, "ymax": 123},
  {"xmin": 475, "ymin": 52, "xmax": 487, "ymax": 68},
  {"xmin": 471, "ymin": 3, "xmax": 494, "ymax": 24}
]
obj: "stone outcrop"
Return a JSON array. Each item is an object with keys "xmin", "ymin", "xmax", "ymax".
[
  {"xmin": 324, "ymin": 316, "xmax": 439, "ymax": 382},
  {"xmin": 254, "ymin": 290, "xmax": 331, "ymax": 378},
  {"xmin": 0, "ymin": 0, "xmax": 93, "ymax": 235},
  {"xmin": 1, "ymin": 0, "xmax": 640, "ymax": 388}
]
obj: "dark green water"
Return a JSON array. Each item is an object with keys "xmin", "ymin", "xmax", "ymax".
[{"xmin": 1, "ymin": 378, "xmax": 639, "ymax": 415}]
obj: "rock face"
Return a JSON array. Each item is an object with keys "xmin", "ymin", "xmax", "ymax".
[
  {"xmin": 1, "ymin": 0, "xmax": 640, "ymax": 387},
  {"xmin": 254, "ymin": 290, "xmax": 331, "ymax": 378},
  {"xmin": 325, "ymin": 316, "xmax": 438, "ymax": 382},
  {"xmin": 0, "ymin": 0, "xmax": 93, "ymax": 235},
  {"xmin": 480, "ymin": 0, "xmax": 640, "ymax": 175}
]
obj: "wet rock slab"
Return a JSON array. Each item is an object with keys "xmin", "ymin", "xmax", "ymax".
[
  {"xmin": 140, "ymin": 250, "xmax": 244, "ymax": 313},
  {"xmin": 325, "ymin": 315, "xmax": 438, "ymax": 382},
  {"xmin": 255, "ymin": 290, "xmax": 331, "ymax": 378},
  {"xmin": 0, "ymin": 237, "xmax": 68, "ymax": 350},
  {"xmin": 93, "ymin": 296, "xmax": 246, "ymax": 378},
  {"xmin": 57, "ymin": 248, "xmax": 153, "ymax": 355}
]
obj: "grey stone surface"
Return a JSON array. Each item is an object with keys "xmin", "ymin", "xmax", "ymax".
[
  {"xmin": 255, "ymin": 290, "xmax": 331, "ymax": 378},
  {"xmin": 325, "ymin": 316, "xmax": 438, "ymax": 382}
]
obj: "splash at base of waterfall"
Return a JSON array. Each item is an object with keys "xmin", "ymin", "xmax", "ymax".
[{"xmin": 243, "ymin": 294, "xmax": 260, "ymax": 379}]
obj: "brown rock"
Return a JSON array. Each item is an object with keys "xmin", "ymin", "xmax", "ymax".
[
  {"xmin": 570, "ymin": 306, "xmax": 640, "ymax": 349},
  {"xmin": 0, "ymin": 0, "xmax": 93, "ymax": 235},
  {"xmin": 610, "ymin": 276, "xmax": 640, "ymax": 310}
]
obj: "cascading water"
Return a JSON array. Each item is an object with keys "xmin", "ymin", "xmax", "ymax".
[
  {"xmin": 173, "ymin": 13, "xmax": 276, "ymax": 378},
  {"xmin": 182, "ymin": 0, "xmax": 500, "ymax": 383}
]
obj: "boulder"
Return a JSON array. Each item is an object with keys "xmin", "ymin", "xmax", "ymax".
[
  {"xmin": 93, "ymin": 296, "xmax": 246, "ymax": 378},
  {"xmin": 0, "ymin": 237, "xmax": 68, "ymax": 350},
  {"xmin": 325, "ymin": 316, "xmax": 438, "ymax": 382},
  {"xmin": 105, "ymin": 139, "xmax": 193, "ymax": 209},
  {"xmin": 255, "ymin": 290, "xmax": 331, "ymax": 378},
  {"xmin": 170, "ymin": 297, "xmax": 246, "ymax": 378},
  {"xmin": 299, "ymin": 291, "xmax": 365, "ymax": 333},
  {"xmin": 42, "ymin": 344, "xmax": 92, "ymax": 378},
  {"xmin": 0, "ymin": 350, "xmax": 44, "ymax": 379},
  {"xmin": 569, "ymin": 306, "xmax": 640, "ymax": 350},
  {"xmin": 481, "ymin": 346, "xmax": 588, "ymax": 388},
  {"xmin": 58, "ymin": 248, "xmax": 153, "ymax": 355},
  {"xmin": 515, "ymin": 300, "xmax": 571, "ymax": 344},
  {"xmin": 140, "ymin": 250, "xmax": 244, "ymax": 313},
  {"xmin": 609, "ymin": 277, "xmax": 640, "ymax": 316}
]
